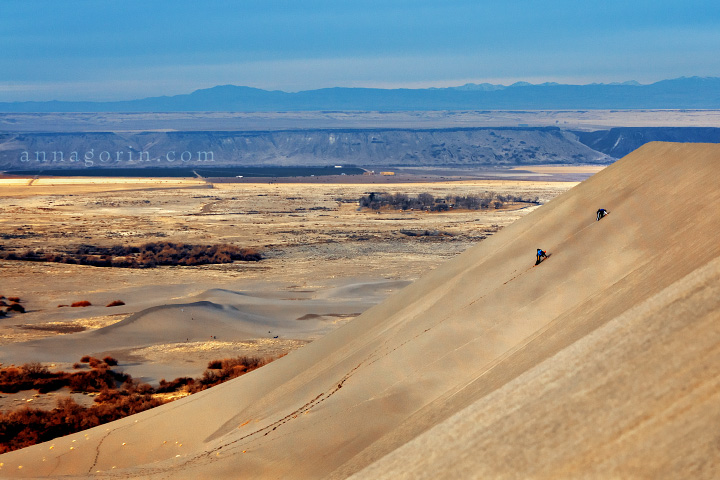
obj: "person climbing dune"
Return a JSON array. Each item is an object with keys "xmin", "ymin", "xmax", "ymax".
[
  {"xmin": 596, "ymin": 208, "xmax": 609, "ymax": 221},
  {"xmin": 536, "ymin": 248, "xmax": 548, "ymax": 265}
]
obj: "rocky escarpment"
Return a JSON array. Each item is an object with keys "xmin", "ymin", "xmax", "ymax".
[
  {"xmin": 572, "ymin": 127, "xmax": 720, "ymax": 158},
  {"xmin": 0, "ymin": 127, "xmax": 610, "ymax": 171}
]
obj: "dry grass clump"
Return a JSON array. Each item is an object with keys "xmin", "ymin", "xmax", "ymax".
[
  {"xmin": 0, "ymin": 354, "xmax": 274, "ymax": 453},
  {"xmin": 0, "ymin": 242, "xmax": 262, "ymax": 268},
  {"xmin": 71, "ymin": 300, "xmax": 92, "ymax": 307},
  {"xmin": 106, "ymin": 300, "xmax": 125, "ymax": 307}
]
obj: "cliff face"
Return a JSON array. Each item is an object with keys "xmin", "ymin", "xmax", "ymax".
[
  {"xmin": 573, "ymin": 126, "xmax": 720, "ymax": 158},
  {"xmin": 7, "ymin": 125, "xmax": 720, "ymax": 172},
  {"xmin": 0, "ymin": 127, "xmax": 610, "ymax": 170}
]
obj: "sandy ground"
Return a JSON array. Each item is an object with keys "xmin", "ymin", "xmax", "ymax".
[
  {"xmin": 0, "ymin": 177, "xmax": 209, "ymax": 196},
  {"xmin": 0, "ymin": 389, "xmax": 98, "ymax": 413},
  {"xmin": 0, "ymin": 173, "xmax": 579, "ymax": 388},
  {"xmin": 1, "ymin": 143, "xmax": 718, "ymax": 479}
]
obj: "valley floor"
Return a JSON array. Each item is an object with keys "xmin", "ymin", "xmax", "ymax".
[{"xmin": 0, "ymin": 172, "xmax": 581, "ymax": 387}]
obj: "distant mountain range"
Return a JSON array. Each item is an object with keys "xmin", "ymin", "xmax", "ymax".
[{"xmin": 2, "ymin": 77, "xmax": 720, "ymax": 112}]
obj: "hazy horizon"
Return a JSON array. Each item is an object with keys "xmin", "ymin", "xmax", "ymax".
[{"xmin": 0, "ymin": 76, "xmax": 697, "ymax": 104}]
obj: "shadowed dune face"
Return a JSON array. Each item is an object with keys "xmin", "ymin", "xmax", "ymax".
[{"xmin": 1, "ymin": 142, "xmax": 719, "ymax": 479}]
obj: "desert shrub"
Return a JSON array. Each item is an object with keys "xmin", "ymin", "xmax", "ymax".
[
  {"xmin": 71, "ymin": 300, "xmax": 92, "ymax": 307},
  {"xmin": 189, "ymin": 356, "xmax": 266, "ymax": 393},
  {"xmin": 135, "ymin": 383, "xmax": 154, "ymax": 395},
  {"xmin": 121, "ymin": 378, "xmax": 153, "ymax": 395},
  {"xmin": 21, "ymin": 362, "xmax": 50, "ymax": 378},
  {"xmin": 207, "ymin": 360, "xmax": 223, "ymax": 369},
  {"xmin": 1, "ymin": 367, "xmax": 22, "ymax": 382},
  {"xmin": 106, "ymin": 300, "xmax": 125, "ymax": 307},
  {"xmin": 94, "ymin": 388, "xmax": 123, "ymax": 404},
  {"xmin": 0, "ymin": 366, "xmax": 29, "ymax": 393},
  {"xmin": 199, "ymin": 369, "xmax": 220, "ymax": 386},
  {"xmin": 225, "ymin": 356, "xmax": 264, "ymax": 370},
  {"xmin": 110, "ymin": 257, "xmax": 135, "ymax": 268},
  {"xmin": 87, "ymin": 357, "xmax": 103, "ymax": 369},
  {"xmin": 155, "ymin": 377, "xmax": 194, "ymax": 393},
  {"xmin": 0, "ymin": 393, "xmax": 165, "ymax": 453},
  {"xmin": 36, "ymin": 377, "xmax": 68, "ymax": 394},
  {"xmin": 68, "ymin": 366, "xmax": 127, "ymax": 392},
  {"xmin": 0, "ymin": 242, "xmax": 262, "ymax": 268},
  {"xmin": 1, "ymin": 296, "xmax": 26, "ymax": 316},
  {"xmin": 357, "ymin": 191, "xmax": 541, "ymax": 212},
  {"xmin": 0, "ymin": 358, "xmax": 125, "ymax": 396},
  {"xmin": 417, "ymin": 192, "xmax": 435, "ymax": 207},
  {"xmin": 7, "ymin": 303, "xmax": 25, "ymax": 313},
  {"xmin": 102, "ymin": 356, "xmax": 118, "ymax": 366},
  {"xmin": 68, "ymin": 371, "xmax": 105, "ymax": 392},
  {"xmin": 0, "ymin": 353, "xmax": 275, "ymax": 452}
]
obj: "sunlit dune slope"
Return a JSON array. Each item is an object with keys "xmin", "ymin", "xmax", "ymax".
[
  {"xmin": 354, "ymin": 241, "xmax": 720, "ymax": 479},
  {"xmin": 1, "ymin": 142, "xmax": 719, "ymax": 479}
]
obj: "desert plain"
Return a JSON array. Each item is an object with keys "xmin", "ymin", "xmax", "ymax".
[{"xmin": 0, "ymin": 168, "xmax": 588, "ymax": 399}]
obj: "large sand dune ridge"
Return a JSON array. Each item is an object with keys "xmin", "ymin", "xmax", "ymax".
[{"xmin": 1, "ymin": 142, "xmax": 719, "ymax": 478}]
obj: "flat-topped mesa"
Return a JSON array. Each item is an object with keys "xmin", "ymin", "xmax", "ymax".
[{"xmin": 2, "ymin": 142, "xmax": 720, "ymax": 479}]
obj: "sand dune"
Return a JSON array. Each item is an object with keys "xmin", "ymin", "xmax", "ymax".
[
  {"xmin": 0, "ymin": 280, "xmax": 406, "ymax": 382},
  {"xmin": 1, "ymin": 142, "xmax": 719, "ymax": 478},
  {"xmin": 354, "ymin": 253, "xmax": 720, "ymax": 479}
]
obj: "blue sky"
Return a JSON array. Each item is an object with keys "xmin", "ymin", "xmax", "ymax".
[{"xmin": 2, "ymin": 0, "xmax": 720, "ymax": 101}]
